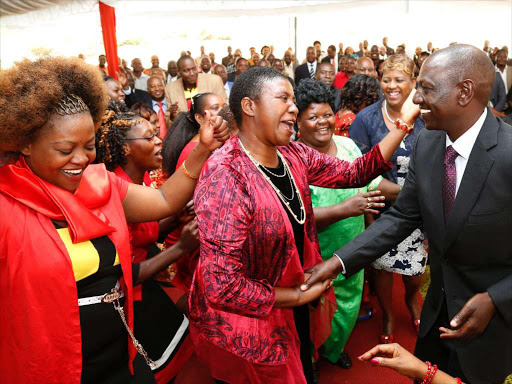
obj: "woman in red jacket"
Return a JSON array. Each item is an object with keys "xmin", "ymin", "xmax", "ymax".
[{"xmin": 0, "ymin": 57, "xmax": 229, "ymax": 384}]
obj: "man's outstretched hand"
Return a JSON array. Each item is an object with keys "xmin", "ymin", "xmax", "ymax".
[
  {"xmin": 300, "ymin": 257, "xmax": 341, "ymax": 291},
  {"xmin": 439, "ymin": 292, "xmax": 495, "ymax": 340}
]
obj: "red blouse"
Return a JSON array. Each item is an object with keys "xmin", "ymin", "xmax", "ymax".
[
  {"xmin": 334, "ymin": 111, "xmax": 356, "ymax": 137},
  {"xmin": 188, "ymin": 137, "xmax": 392, "ymax": 383}
]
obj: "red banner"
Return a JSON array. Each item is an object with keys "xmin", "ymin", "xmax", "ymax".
[{"xmin": 99, "ymin": 1, "xmax": 119, "ymax": 79}]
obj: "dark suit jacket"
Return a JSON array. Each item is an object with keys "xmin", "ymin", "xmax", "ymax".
[
  {"xmin": 490, "ymin": 73, "xmax": 507, "ymax": 112},
  {"xmin": 335, "ymin": 109, "xmax": 512, "ymax": 384},
  {"xmin": 125, "ymin": 88, "xmax": 152, "ymax": 109},
  {"xmin": 295, "ymin": 62, "xmax": 314, "ymax": 86},
  {"xmin": 222, "ymin": 55, "xmax": 233, "ymax": 67}
]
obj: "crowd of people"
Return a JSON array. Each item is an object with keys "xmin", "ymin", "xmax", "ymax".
[{"xmin": 1, "ymin": 36, "xmax": 511, "ymax": 384}]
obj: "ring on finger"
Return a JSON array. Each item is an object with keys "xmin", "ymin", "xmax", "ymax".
[
  {"xmin": 367, "ymin": 202, "xmax": 372, "ymax": 209},
  {"xmin": 367, "ymin": 197, "xmax": 371, "ymax": 203}
]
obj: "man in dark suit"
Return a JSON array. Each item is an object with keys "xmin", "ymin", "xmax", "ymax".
[
  {"xmin": 295, "ymin": 46, "xmax": 317, "ymax": 86},
  {"xmin": 321, "ymin": 44, "xmax": 338, "ymax": 72},
  {"xmin": 301, "ymin": 44, "xmax": 512, "ymax": 384}
]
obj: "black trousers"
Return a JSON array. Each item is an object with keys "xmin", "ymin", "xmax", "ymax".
[{"xmin": 414, "ymin": 302, "xmax": 468, "ymax": 383}]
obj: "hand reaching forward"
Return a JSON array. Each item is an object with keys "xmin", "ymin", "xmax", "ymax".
[
  {"xmin": 359, "ymin": 343, "xmax": 429, "ymax": 380},
  {"xmin": 400, "ymin": 88, "xmax": 420, "ymax": 127},
  {"xmin": 439, "ymin": 292, "xmax": 495, "ymax": 340},
  {"xmin": 199, "ymin": 110, "xmax": 230, "ymax": 152},
  {"xmin": 300, "ymin": 257, "xmax": 341, "ymax": 291}
]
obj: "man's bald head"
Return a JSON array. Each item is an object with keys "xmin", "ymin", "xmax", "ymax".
[
  {"xmin": 424, "ymin": 44, "xmax": 495, "ymax": 106},
  {"xmin": 356, "ymin": 56, "xmax": 377, "ymax": 77}
]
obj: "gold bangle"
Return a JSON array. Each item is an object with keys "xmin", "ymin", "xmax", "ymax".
[{"xmin": 181, "ymin": 161, "xmax": 199, "ymax": 180}]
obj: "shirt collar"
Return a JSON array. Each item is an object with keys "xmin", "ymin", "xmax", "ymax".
[
  {"xmin": 152, "ymin": 98, "xmax": 166, "ymax": 107},
  {"xmin": 445, "ymin": 108, "xmax": 486, "ymax": 160}
]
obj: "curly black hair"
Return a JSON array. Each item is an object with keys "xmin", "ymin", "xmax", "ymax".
[
  {"xmin": 229, "ymin": 66, "xmax": 286, "ymax": 126},
  {"xmin": 294, "ymin": 78, "xmax": 336, "ymax": 115},
  {"xmin": 161, "ymin": 93, "xmax": 214, "ymax": 175},
  {"xmin": 0, "ymin": 56, "xmax": 108, "ymax": 155},
  {"xmin": 338, "ymin": 74, "xmax": 381, "ymax": 114},
  {"xmin": 95, "ymin": 103, "xmax": 142, "ymax": 171}
]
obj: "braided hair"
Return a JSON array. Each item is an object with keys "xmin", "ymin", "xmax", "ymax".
[{"xmin": 95, "ymin": 103, "xmax": 142, "ymax": 171}]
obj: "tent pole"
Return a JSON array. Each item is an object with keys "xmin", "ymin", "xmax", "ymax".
[{"xmin": 294, "ymin": 16, "xmax": 297, "ymax": 58}]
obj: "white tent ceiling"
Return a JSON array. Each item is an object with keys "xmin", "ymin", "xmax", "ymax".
[{"xmin": 1, "ymin": 1, "xmax": 511, "ymax": 69}]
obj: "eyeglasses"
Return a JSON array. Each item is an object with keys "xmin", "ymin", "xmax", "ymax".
[{"xmin": 124, "ymin": 130, "xmax": 160, "ymax": 142}]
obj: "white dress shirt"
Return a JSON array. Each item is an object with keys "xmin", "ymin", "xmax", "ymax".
[
  {"xmin": 445, "ymin": 108, "xmax": 486, "ymax": 195},
  {"xmin": 167, "ymin": 75, "xmax": 178, "ymax": 84},
  {"xmin": 333, "ymin": 109, "xmax": 487, "ymax": 276},
  {"xmin": 284, "ymin": 63, "xmax": 295, "ymax": 80},
  {"xmin": 223, "ymin": 82, "xmax": 231, "ymax": 99},
  {"xmin": 134, "ymin": 73, "xmax": 149, "ymax": 91}
]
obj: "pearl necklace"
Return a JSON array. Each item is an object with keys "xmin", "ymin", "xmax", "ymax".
[
  {"xmin": 383, "ymin": 100, "xmax": 398, "ymax": 124},
  {"xmin": 238, "ymin": 138, "xmax": 306, "ymax": 224}
]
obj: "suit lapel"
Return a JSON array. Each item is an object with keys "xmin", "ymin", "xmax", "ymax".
[
  {"xmin": 442, "ymin": 110, "xmax": 498, "ymax": 253},
  {"xmin": 429, "ymin": 133, "xmax": 446, "ymax": 235}
]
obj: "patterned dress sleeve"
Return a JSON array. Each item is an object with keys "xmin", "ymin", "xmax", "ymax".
[
  {"xmin": 194, "ymin": 162, "xmax": 276, "ymax": 317},
  {"xmin": 349, "ymin": 113, "xmax": 373, "ymax": 154},
  {"xmin": 292, "ymin": 142, "xmax": 392, "ymax": 190}
]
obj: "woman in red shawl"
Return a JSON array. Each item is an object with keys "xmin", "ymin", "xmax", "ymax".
[
  {"xmin": 0, "ymin": 57, "xmax": 229, "ymax": 384},
  {"xmin": 188, "ymin": 67, "xmax": 417, "ymax": 384}
]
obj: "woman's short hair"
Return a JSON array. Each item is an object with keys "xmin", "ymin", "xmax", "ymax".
[
  {"xmin": 0, "ymin": 56, "xmax": 108, "ymax": 154},
  {"xmin": 294, "ymin": 78, "xmax": 335, "ymax": 116},
  {"xmin": 338, "ymin": 74, "xmax": 382, "ymax": 114},
  {"xmin": 381, "ymin": 54, "xmax": 416, "ymax": 79},
  {"xmin": 161, "ymin": 93, "xmax": 214, "ymax": 175},
  {"xmin": 229, "ymin": 66, "xmax": 286, "ymax": 126}
]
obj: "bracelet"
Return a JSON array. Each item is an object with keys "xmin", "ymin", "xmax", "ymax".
[
  {"xmin": 420, "ymin": 361, "xmax": 438, "ymax": 384},
  {"xmin": 395, "ymin": 118, "xmax": 414, "ymax": 134},
  {"xmin": 181, "ymin": 161, "xmax": 199, "ymax": 180},
  {"xmin": 455, "ymin": 378, "xmax": 462, "ymax": 384}
]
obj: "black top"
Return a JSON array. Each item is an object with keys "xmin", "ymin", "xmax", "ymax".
[{"xmin": 259, "ymin": 158, "xmax": 314, "ymax": 384}]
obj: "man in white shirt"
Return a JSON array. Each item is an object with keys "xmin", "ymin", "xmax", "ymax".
[
  {"xmin": 283, "ymin": 50, "xmax": 295, "ymax": 81},
  {"xmin": 301, "ymin": 44, "xmax": 512, "ymax": 384},
  {"xmin": 131, "ymin": 58, "xmax": 149, "ymax": 91},
  {"xmin": 212, "ymin": 64, "xmax": 231, "ymax": 100},
  {"xmin": 166, "ymin": 60, "xmax": 178, "ymax": 84}
]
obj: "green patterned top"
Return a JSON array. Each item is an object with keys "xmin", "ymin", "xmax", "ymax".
[{"xmin": 310, "ymin": 135, "xmax": 383, "ymax": 259}]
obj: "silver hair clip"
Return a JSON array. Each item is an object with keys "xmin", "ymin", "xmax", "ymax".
[{"xmin": 54, "ymin": 94, "xmax": 90, "ymax": 116}]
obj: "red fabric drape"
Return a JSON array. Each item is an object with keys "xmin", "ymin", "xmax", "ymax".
[{"xmin": 99, "ymin": 1, "xmax": 119, "ymax": 79}]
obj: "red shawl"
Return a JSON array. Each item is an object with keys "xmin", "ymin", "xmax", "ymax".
[{"xmin": 0, "ymin": 157, "xmax": 134, "ymax": 384}]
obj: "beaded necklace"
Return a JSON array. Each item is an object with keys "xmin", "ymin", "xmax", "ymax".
[{"xmin": 238, "ymin": 138, "xmax": 306, "ymax": 224}]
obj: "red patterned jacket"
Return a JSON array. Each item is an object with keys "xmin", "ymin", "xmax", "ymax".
[{"xmin": 188, "ymin": 137, "xmax": 391, "ymax": 384}]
